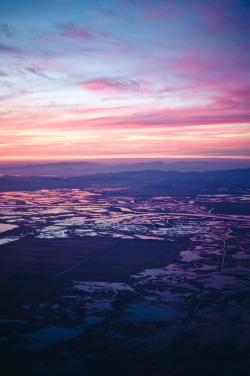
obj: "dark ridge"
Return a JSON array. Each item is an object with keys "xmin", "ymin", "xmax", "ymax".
[{"xmin": 0, "ymin": 168, "xmax": 249, "ymax": 193}]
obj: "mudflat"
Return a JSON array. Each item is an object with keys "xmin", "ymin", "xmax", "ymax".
[{"xmin": 0, "ymin": 236, "xmax": 187, "ymax": 317}]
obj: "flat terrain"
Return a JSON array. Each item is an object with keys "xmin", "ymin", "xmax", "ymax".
[
  {"xmin": 0, "ymin": 237, "xmax": 183, "ymax": 317},
  {"xmin": 0, "ymin": 188, "xmax": 249, "ymax": 376}
]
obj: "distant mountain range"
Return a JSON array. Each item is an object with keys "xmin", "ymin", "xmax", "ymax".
[
  {"xmin": 0, "ymin": 168, "xmax": 249, "ymax": 193},
  {"xmin": 1, "ymin": 160, "xmax": 250, "ymax": 177}
]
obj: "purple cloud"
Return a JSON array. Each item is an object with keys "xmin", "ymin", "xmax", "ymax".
[
  {"xmin": 59, "ymin": 23, "xmax": 94, "ymax": 40},
  {"xmin": 26, "ymin": 67, "xmax": 51, "ymax": 80},
  {"xmin": 0, "ymin": 42, "xmax": 20, "ymax": 54},
  {"xmin": 80, "ymin": 78, "xmax": 152, "ymax": 96}
]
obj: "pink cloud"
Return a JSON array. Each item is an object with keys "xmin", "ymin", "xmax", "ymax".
[
  {"xmin": 202, "ymin": 7, "xmax": 227, "ymax": 32},
  {"xmin": 1, "ymin": 100, "xmax": 249, "ymax": 160},
  {"xmin": 169, "ymin": 46, "xmax": 250, "ymax": 112},
  {"xmin": 2, "ymin": 121, "xmax": 249, "ymax": 160},
  {"xmin": 174, "ymin": 52, "xmax": 214, "ymax": 73},
  {"xmin": 18, "ymin": 89, "xmax": 30, "ymax": 95},
  {"xmin": 66, "ymin": 105, "xmax": 140, "ymax": 116},
  {"xmin": 201, "ymin": 6, "xmax": 229, "ymax": 33},
  {"xmin": 44, "ymin": 104, "xmax": 250, "ymax": 132},
  {"xmin": 44, "ymin": 23, "xmax": 94, "ymax": 44},
  {"xmin": 61, "ymin": 23, "xmax": 93, "ymax": 40},
  {"xmin": 211, "ymin": 86, "xmax": 250, "ymax": 110},
  {"xmin": 2, "ymin": 87, "xmax": 249, "ymax": 133},
  {"xmin": 80, "ymin": 78, "xmax": 152, "ymax": 96}
]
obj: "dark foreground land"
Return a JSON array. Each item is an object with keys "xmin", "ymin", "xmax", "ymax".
[
  {"xmin": 0, "ymin": 237, "xmax": 188, "ymax": 376},
  {"xmin": 0, "ymin": 235, "xmax": 249, "ymax": 376},
  {"xmin": 0, "ymin": 187, "xmax": 250, "ymax": 376},
  {"xmin": 0, "ymin": 237, "xmax": 183, "ymax": 316}
]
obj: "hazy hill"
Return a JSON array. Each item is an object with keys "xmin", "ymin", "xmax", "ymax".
[{"xmin": 1, "ymin": 160, "xmax": 250, "ymax": 177}]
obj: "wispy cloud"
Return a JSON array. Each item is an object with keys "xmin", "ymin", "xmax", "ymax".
[
  {"xmin": 80, "ymin": 78, "xmax": 152, "ymax": 96},
  {"xmin": 26, "ymin": 67, "xmax": 51, "ymax": 80},
  {"xmin": 0, "ymin": 42, "xmax": 20, "ymax": 54},
  {"xmin": 0, "ymin": 22, "xmax": 17, "ymax": 38},
  {"xmin": 0, "ymin": 0, "xmax": 249, "ymax": 160},
  {"xmin": 59, "ymin": 22, "xmax": 94, "ymax": 40}
]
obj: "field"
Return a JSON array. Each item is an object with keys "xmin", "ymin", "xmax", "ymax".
[{"xmin": 0, "ymin": 188, "xmax": 250, "ymax": 375}]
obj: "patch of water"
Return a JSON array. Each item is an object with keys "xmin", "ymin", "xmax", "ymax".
[
  {"xmin": 20, "ymin": 325, "xmax": 85, "ymax": 350},
  {"xmin": 71, "ymin": 281, "xmax": 135, "ymax": 295},
  {"xmin": 0, "ymin": 236, "xmax": 22, "ymax": 245},
  {"xmin": 0, "ymin": 223, "xmax": 18, "ymax": 233},
  {"xmin": 122, "ymin": 302, "xmax": 185, "ymax": 322}
]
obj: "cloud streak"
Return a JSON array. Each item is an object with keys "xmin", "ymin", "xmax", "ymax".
[
  {"xmin": 80, "ymin": 78, "xmax": 152, "ymax": 96},
  {"xmin": 0, "ymin": 42, "xmax": 20, "ymax": 54},
  {"xmin": 0, "ymin": 0, "xmax": 249, "ymax": 161},
  {"xmin": 59, "ymin": 22, "xmax": 94, "ymax": 40}
]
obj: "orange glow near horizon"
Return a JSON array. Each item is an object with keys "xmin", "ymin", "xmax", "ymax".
[{"xmin": 1, "ymin": 0, "xmax": 249, "ymax": 162}]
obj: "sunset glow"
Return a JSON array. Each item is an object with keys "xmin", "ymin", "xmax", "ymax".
[{"xmin": 0, "ymin": 0, "xmax": 249, "ymax": 161}]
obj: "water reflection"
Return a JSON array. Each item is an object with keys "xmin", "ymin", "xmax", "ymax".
[{"xmin": 0, "ymin": 189, "xmax": 249, "ymax": 374}]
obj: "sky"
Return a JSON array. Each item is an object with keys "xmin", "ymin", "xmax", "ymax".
[{"xmin": 0, "ymin": 0, "xmax": 250, "ymax": 162}]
